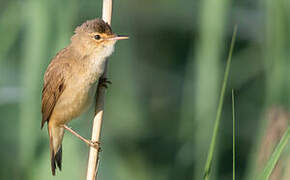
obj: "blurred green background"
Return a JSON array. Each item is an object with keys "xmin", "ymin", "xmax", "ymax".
[{"xmin": 0, "ymin": 0, "xmax": 289, "ymax": 179}]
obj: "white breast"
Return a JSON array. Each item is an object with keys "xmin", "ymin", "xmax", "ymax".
[{"xmin": 87, "ymin": 44, "xmax": 115, "ymax": 82}]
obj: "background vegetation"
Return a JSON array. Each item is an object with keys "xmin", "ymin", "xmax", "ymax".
[{"xmin": 0, "ymin": 0, "xmax": 289, "ymax": 179}]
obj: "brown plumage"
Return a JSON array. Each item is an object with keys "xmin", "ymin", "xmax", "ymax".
[{"xmin": 41, "ymin": 18, "xmax": 128, "ymax": 175}]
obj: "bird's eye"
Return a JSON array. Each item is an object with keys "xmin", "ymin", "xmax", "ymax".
[{"xmin": 94, "ymin": 35, "xmax": 101, "ymax": 40}]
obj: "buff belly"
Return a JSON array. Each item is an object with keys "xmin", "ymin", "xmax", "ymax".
[{"xmin": 50, "ymin": 80, "xmax": 98, "ymax": 126}]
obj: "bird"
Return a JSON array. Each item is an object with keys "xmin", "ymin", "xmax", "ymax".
[{"xmin": 41, "ymin": 18, "xmax": 128, "ymax": 175}]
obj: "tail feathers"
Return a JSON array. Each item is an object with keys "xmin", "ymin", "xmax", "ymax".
[
  {"xmin": 50, "ymin": 146, "xmax": 56, "ymax": 175},
  {"xmin": 55, "ymin": 145, "xmax": 62, "ymax": 170},
  {"xmin": 48, "ymin": 125, "xmax": 64, "ymax": 175},
  {"xmin": 51, "ymin": 145, "xmax": 62, "ymax": 175}
]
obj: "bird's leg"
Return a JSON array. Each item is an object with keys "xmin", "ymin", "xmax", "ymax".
[
  {"xmin": 99, "ymin": 77, "xmax": 112, "ymax": 88},
  {"xmin": 63, "ymin": 125, "xmax": 101, "ymax": 151}
]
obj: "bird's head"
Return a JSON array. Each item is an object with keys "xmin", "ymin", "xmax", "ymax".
[{"xmin": 71, "ymin": 18, "xmax": 128, "ymax": 58}]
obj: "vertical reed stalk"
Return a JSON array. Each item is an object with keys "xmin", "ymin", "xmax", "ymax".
[
  {"xmin": 86, "ymin": 0, "xmax": 112, "ymax": 180},
  {"xmin": 232, "ymin": 90, "xmax": 236, "ymax": 180}
]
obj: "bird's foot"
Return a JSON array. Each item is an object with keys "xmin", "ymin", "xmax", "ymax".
[
  {"xmin": 89, "ymin": 141, "xmax": 102, "ymax": 152},
  {"xmin": 99, "ymin": 77, "xmax": 112, "ymax": 88}
]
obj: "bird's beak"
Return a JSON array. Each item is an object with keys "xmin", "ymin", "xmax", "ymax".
[{"xmin": 107, "ymin": 35, "xmax": 129, "ymax": 41}]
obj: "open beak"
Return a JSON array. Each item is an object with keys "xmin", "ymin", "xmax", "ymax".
[{"xmin": 107, "ymin": 35, "xmax": 129, "ymax": 41}]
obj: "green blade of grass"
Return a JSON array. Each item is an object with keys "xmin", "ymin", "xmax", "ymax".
[
  {"xmin": 232, "ymin": 89, "xmax": 236, "ymax": 180},
  {"xmin": 203, "ymin": 25, "xmax": 238, "ymax": 180},
  {"xmin": 257, "ymin": 127, "xmax": 290, "ymax": 180}
]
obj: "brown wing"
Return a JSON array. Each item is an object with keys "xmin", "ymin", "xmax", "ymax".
[{"xmin": 41, "ymin": 61, "xmax": 69, "ymax": 129}]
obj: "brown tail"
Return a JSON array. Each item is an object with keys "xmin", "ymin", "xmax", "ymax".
[{"xmin": 48, "ymin": 123, "xmax": 64, "ymax": 175}]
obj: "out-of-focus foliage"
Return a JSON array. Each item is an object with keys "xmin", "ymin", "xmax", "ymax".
[{"xmin": 0, "ymin": 0, "xmax": 289, "ymax": 180}]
